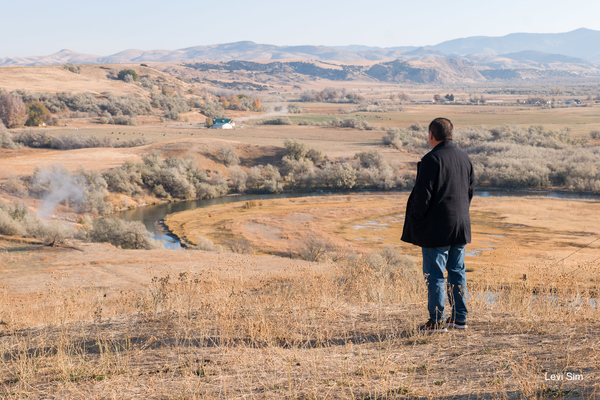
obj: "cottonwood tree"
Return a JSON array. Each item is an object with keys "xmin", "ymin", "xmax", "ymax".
[{"xmin": 25, "ymin": 102, "xmax": 52, "ymax": 126}]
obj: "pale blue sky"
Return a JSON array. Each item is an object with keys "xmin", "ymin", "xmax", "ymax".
[{"xmin": 2, "ymin": 0, "xmax": 600, "ymax": 58}]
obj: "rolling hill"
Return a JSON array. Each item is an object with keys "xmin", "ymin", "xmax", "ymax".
[{"xmin": 2, "ymin": 29, "xmax": 600, "ymax": 67}]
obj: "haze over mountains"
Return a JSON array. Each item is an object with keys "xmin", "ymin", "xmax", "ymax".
[{"xmin": 2, "ymin": 28, "xmax": 600, "ymax": 68}]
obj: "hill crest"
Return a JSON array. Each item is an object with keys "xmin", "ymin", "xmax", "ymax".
[{"xmin": 2, "ymin": 28, "xmax": 600, "ymax": 67}]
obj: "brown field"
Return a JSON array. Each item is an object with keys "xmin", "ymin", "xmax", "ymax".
[{"xmin": 1, "ymin": 64, "xmax": 600, "ymax": 398}]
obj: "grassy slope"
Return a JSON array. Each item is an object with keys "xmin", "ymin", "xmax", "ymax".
[{"xmin": 0, "ymin": 237, "xmax": 598, "ymax": 399}]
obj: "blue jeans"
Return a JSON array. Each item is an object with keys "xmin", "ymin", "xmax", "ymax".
[{"xmin": 422, "ymin": 245, "xmax": 468, "ymax": 323}]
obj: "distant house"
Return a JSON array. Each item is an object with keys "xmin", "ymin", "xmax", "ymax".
[{"xmin": 212, "ymin": 118, "xmax": 235, "ymax": 129}]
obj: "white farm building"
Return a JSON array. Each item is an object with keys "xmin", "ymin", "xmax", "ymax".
[{"xmin": 212, "ymin": 118, "xmax": 235, "ymax": 129}]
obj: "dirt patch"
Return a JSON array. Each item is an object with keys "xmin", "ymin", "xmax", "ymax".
[
  {"xmin": 281, "ymin": 212, "xmax": 315, "ymax": 223},
  {"xmin": 243, "ymin": 221, "xmax": 283, "ymax": 242},
  {"xmin": 0, "ymin": 240, "xmax": 325, "ymax": 296}
]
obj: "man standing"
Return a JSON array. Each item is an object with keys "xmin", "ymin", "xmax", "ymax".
[{"xmin": 401, "ymin": 118, "xmax": 474, "ymax": 333}]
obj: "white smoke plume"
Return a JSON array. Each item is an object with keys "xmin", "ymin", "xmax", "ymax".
[
  {"xmin": 31, "ymin": 166, "xmax": 86, "ymax": 219},
  {"xmin": 236, "ymin": 104, "xmax": 289, "ymax": 123}
]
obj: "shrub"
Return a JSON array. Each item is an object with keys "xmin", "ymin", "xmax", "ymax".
[
  {"xmin": 344, "ymin": 248, "xmax": 418, "ymax": 291},
  {"xmin": 28, "ymin": 165, "xmax": 111, "ymax": 215},
  {"xmin": 74, "ymin": 167, "xmax": 112, "ymax": 215},
  {"xmin": 382, "ymin": 127, "xmax": 402, "ymax": 149},
  {"xmin": 355, "ymin": 150, "xmax": 384, "ymax": 168},
  {"xmin": 283, "ymin": 138, "xmax": 323, "ymax": 164},
  {"xmin": 228, "ymin": 238, "xmax": 253, "ymax": 254},
  {"xmin": 89, "ymin": 217, "xmax": 158, "ymax": 249},
  {"xmin": 151, "ymin": 93, "xmax": 191, "ymax": 117},
  {"xmin": 296, "ymin": 233, "xmax": 333, "ymax": 261},
  {"xmin": 12, "ymin": 91, "xmax": 153, "ymax": 118},
  {"xmin": 454, "ymin": 126, "xmax": 493, "ymax": 147},
  {"xmin": 281, "ymin": 156, "xmax": 315, "ymax": 189},
  {"xmin": 260, "ymin": 116, "xmax": 292, "ymax": 125},
  {"xmin": 195, "ymin": 236, "xmax": 218, "ymax": 251},
  {"xmin": 319, "ymin": 162, "xmax": 357, "ymax": 189},
  {"xmin": 590, "ymin": 130, "xmax": 600, "ymax": 139},
  {"xmin": 300, "ymin": 88, "xmax": 362, "ymax": 103},
  {"xmin": 328, "ymin": 118, "xmax": 375, "ymax": 130},
  {"xmin": 158, "ymin": 167, "xmax": 196, "ymax": 199},
  {"xmin": 382, "ymin": 126, "xmax": 428, "ymax": 152},
  {"xmin": 450, "ymin": 125, "xmax": 600, "ymax": 192},
  {"xmin": 12, "ymin": 131, "xmax": 145, "ymax": 150},
  {"xmin": 287, "ymin": 104, "xmax": 303, "ymax": 113},
  {"xmin": 246, "ymin": 164, "xmax": 282, "ymax": 193},
  {"xmin": 104, "ymin": 162, "xmax": 144, "ymax": 196},
  {"xmin": 489, "ymin": 124, "xmax": 579, "ymax": 149},
  {"xmin": 164, "ymin": 110, "xmax": 179, "ymax": 120},
  {"xmin": 63, "ymin": 63, "xmax": 81, "ymax": 74},
  {"xmin": 283, "ymin": 138, "xmax": 308, "ymax": 160},
  {"xmin": 105, "ymin": 151, "xmax": 229, "ymax": 200},
  {"xmin": 0, "ymin": 207, "xmax": 27, "ymax": 237},
  {"xmin": 4, "ymin": 174, "xmax": 27, "ymax": 197},
  {"xmin": 198, "ymin": 103, "xmax": 226, "ymax": 119},
  {"xmin": 343, "ymin": 103, "xmax": 402, "ymax": 114},
  {"xmin": 0, "ymin": 201, "xmax": 73, "ymax": 244},
  {"xmin": 218, "ymin": 145, "xmax": 240, "ymax": 166},
  {"xmin": 117, "ymin": 69, "xmax": 139, "ymax": 82},
  {"xmin": 138, "ymin": 77, "xmax": 155, "ymax": 91},
  {"xmin": 13, "ymin": 131, "xmax": 54, "ymax": 148},
  {"xmin": 40, "ymin": 221, "xmax": 74, "ymax": 245},
  {"xmin": 66, "ymin": 92, "xmax": 102, "ymax": 114},
  {"xmin": 100, "ymin": 94, "xmax": 152, "ymax": 117},
  {"xmin": 377, "ymin": 246, "xmax": 415, "ymax": 271},
  {"xmin": 228, "ymin": 166, "xmax": 248, "ymax": 192},
  {"xmin": 112, "ymin": 115, "xmax": 137, "ymax": 125},
  {"xmin": 0, "ymin": 121, "xmax": 19, "ymax": 149},
  {"xmin": 306, "ymin": 148, "xmax": 323, "ymax": 164}
]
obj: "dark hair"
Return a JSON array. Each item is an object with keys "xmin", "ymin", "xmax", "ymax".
[{"xmin": 429, "ymin": 118, "xmax": 453, "ymax": 141}]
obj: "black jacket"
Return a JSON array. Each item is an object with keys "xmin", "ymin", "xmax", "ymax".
[{"xmin": 401, "ymin": 140, "xmax": 474, "ymax": 248}]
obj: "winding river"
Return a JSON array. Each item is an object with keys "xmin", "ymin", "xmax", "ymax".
[{"xmin": 114, "ymin": 190, "xmax": 600, "ymax": 249}]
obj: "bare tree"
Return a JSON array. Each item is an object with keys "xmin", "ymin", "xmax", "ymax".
[{"xmin": 0, "ymin": 94, "xmax": 27, "ymax": 128}]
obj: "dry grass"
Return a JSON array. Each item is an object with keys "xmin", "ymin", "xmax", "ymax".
[
  {"xmin": 0, "ymin": 64, "xmax": 185, "ymax": 96},
  {"xmin": 0, "ymin": 137, "xmax": 283, "ymax": 179},
  {"xmin": 0, "ymin": 241, "xmax": 598, "ymax": 399}
]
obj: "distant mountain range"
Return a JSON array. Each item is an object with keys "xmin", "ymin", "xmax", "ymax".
[{"xmin": 1, "ymin": 28, "xmax": 599, "ymax": 75}]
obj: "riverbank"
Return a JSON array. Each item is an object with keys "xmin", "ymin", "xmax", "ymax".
[
  {"xmin": 114, "ymin": 187, "xmax": 600, "ymax": 251},
  {"xmin": 161, "ymin": 193, "xmax": 600, "ymax": 286}
]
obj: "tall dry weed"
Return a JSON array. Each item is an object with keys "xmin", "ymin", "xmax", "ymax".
[{"xmin": 0, "ymin": 255, "xmax": 598, "ymax": 398}]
